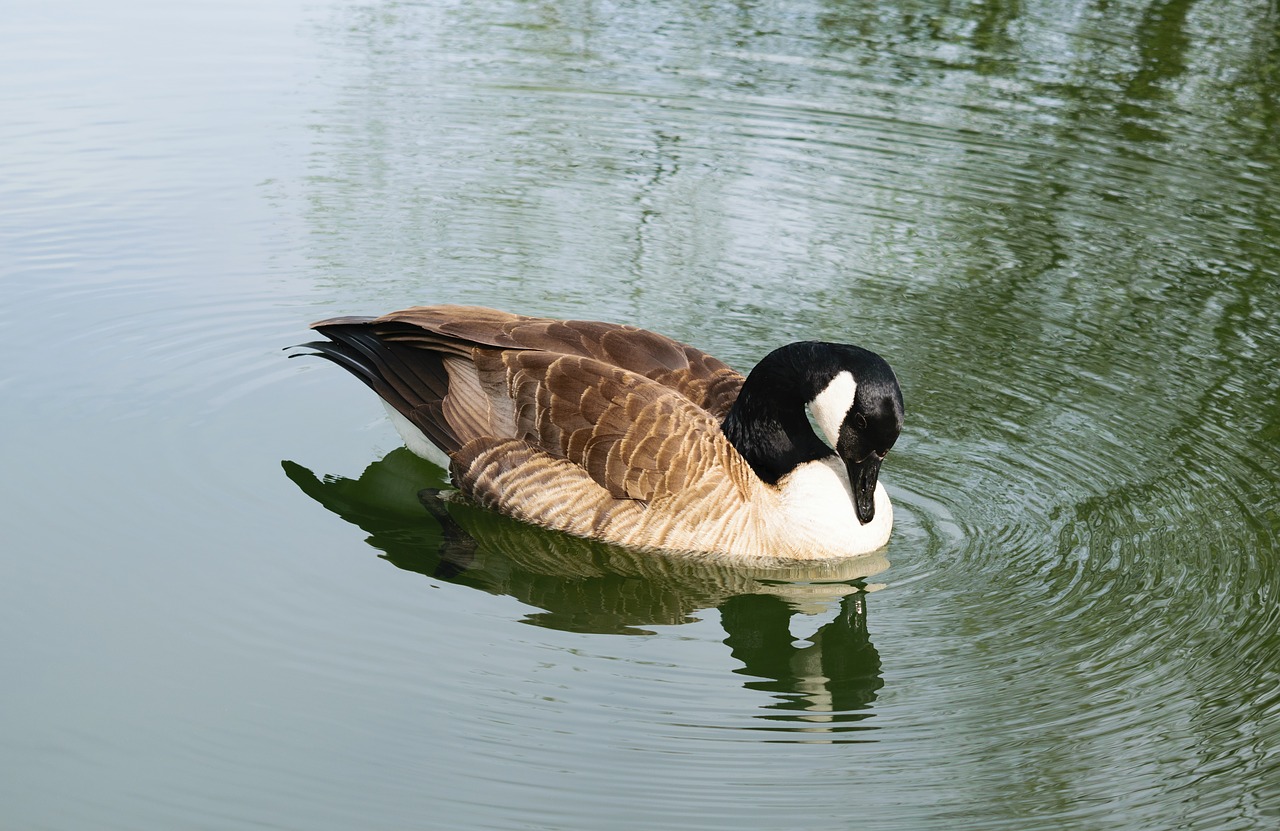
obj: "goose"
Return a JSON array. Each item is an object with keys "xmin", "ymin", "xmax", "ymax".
[{"xmin": 297, "ymin": 305, "xmax": 904, "ymax": 560}]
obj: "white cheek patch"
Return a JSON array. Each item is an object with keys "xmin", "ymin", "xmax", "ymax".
[{"xmin": 809, "ymin": 371, "xmax": 857, "ymax": 449}]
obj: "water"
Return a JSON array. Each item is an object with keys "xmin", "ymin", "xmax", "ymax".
[{"xmin": 3, "ymin": 0, "xmax": 1279, "ymax": 828}]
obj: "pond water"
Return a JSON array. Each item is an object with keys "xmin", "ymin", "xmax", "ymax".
[{"xmin": 3, "ymin": 0, "xmax": 1279, "ymax": 828}]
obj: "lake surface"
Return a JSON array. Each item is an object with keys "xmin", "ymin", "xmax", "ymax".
[{"xmin": 3, "ymin": 0, "xmax": 1278, "ymax": 828}]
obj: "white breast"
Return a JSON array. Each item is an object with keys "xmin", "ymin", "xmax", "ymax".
[{"xmin": 774, "ymin": 457, "xmax": 893, "ymax": 557}]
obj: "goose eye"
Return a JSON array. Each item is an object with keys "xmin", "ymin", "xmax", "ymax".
[{"xmin": 853, "ymin": 412, "xmax": 868, "ymax": 429}]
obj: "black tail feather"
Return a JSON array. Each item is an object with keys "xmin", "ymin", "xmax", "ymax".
[{"xmin": 295, "ymin": 322, "xmax": 463, "ymax": 454}]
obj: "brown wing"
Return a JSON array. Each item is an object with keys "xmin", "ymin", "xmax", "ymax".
[
  {"xmin": 477, "ymin": 350, "xmax": 750, "ymax": 503},
  {"xmin": 365, "ymin": 305, "xmax": 745, "ymax": 419},
  {"xmin": 305, "ymin": 306, "xmax": 752, "ymax": 503}
]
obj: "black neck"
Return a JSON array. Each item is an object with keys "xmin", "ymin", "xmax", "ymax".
[{"xmin": 720, "ymin": 343, "xmax": 833, "ymax": 485}]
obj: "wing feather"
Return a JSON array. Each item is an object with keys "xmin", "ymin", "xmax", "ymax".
[
  {"xmin": 307, "ymin": 306, "xmax": 755, "ymax": 506},
  {"xmin": 351, "ymin": 305, "xmax": 745, "ymax": 417},
  {"xmin": 491, "ymin": 351, "xmax": 743, "ymax": 503}
]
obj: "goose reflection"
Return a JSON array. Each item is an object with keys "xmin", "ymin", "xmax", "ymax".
[{"xmin": 284, "ymin": 448, "xmax": 887, "ymax": 730}]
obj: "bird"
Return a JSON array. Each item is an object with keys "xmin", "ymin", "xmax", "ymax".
[{"xmin": 297, "ymin": 305, "xmax": 904, "ymax": 561}]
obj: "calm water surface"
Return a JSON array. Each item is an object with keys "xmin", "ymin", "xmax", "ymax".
[{"xmin": 3, "ymin": 0, "xmax": 1279, "ymax": 828}]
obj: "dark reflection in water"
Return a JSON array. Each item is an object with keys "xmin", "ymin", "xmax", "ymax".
[
  {"xmin": 722, "ymin": 592, "xmax": 881, "ymax": 731},
  {"xmin": 285, "ymin": 449, "xmax": 885, "ymax": 730}
]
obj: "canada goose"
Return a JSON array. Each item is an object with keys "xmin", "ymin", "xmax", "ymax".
[{"xmin": 298, "ymin": 305, "xmax": 904, "ymax": 560}]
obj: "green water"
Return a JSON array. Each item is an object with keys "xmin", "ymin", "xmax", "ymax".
[{"xmin": 3, "ymin": 0, "xmax": 1278, "ymax": 828}]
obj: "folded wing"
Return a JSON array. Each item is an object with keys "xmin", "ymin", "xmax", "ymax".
[{"xmin": 303, "ymin": 306, "xmax": 751, "ymax": 506}]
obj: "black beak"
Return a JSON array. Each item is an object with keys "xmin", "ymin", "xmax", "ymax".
[{"xmin": 846, "ymin": 454, "xmax": 882, "ymax": 525}]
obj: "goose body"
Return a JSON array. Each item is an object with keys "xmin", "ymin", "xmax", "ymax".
[{"xmin": 301, "ymin": 305, "xmax": 903, "ymax": 561}]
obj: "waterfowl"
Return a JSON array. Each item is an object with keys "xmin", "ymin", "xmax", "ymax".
[{"xmin": 298, "ymin": 305, "xmax": 903, "ymax": 560}]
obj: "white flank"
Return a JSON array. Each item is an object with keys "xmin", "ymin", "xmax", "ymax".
[
  {"xmin": 776, "ymin": 457, "xmax": 893, "ymax": 556},
  {"xmin": 809, "ymin": 371, "xmax": 856, "ymax": 449},
  {"xmin": 383, "ymin": 402, "xmax": 453, "ymax": 471}
]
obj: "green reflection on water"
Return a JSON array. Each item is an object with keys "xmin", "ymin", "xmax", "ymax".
[{"xmin": 285, "ymin": 448, "xmax": 887, "ymax": 733}]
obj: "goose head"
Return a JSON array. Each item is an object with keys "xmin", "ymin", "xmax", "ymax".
[{"xmin": 721, "ymin": 341, "xmax": 904, "ymax": 525}]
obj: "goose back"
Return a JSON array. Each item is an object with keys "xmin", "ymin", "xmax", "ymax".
[{"xmin": 367, "ymin": 305, "xmax": 744, "ymax": 418}]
